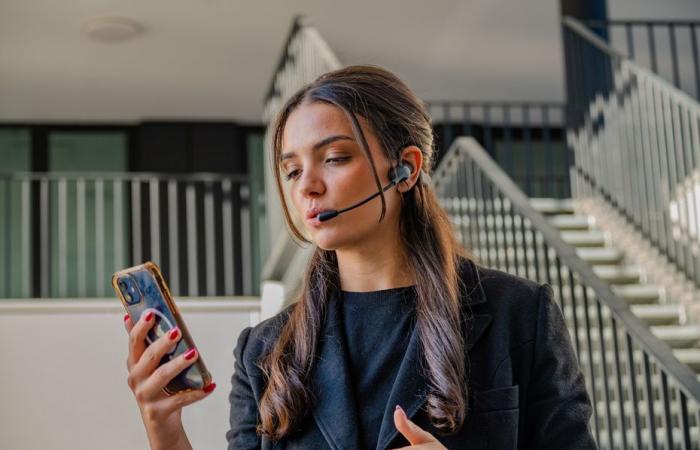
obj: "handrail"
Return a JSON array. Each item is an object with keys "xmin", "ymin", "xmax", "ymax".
[
  {"xmin": 263, "ymin": 15, "xmax": 308, "ymax": 104},
  {"xmin": 434, "ymin": 136, "xmax": 700, "ymax": 401}
]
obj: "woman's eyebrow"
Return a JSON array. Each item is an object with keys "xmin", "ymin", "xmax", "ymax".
[{"xmin": 280, "ymin": 134, "xmax": 354, "ymax": 161}]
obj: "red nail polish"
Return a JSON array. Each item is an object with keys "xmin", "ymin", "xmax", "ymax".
[
  {"xmin": 123, "ymin": 313, "xmax": 130, "ymax": 322},
  {"xmin": 184, "ymin": 348, "xmax": 197, "ymax": 360},
  {"xmin": 144, "ymin": 311, "xmax": 154, "ymax": 322},
  {"xmin": 168, "ymin": 328, "xmax": 180, "ymax": 340},
  {"xmin": 203, "ymin": 382, "xmax": 216, "ymax": 393}
]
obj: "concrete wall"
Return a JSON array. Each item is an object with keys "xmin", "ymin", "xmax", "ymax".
[{"xmin": 0, "ymin": 298, "xmax": 260, "ymax": 450}]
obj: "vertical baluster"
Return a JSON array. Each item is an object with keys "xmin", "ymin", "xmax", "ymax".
[
  {"xmin": 241, "ymin": 184, "xmax": 252, "ymax": 296},
  {"xmin": 566, "ymin": 269, "xmax": 581, "ymax": 358},
  {"xmin": 95, "ymin": 179, "xmax": 105, "ymax": 296},
  {"xmin": 509, "ymin": 201, "xmax": 520, "ymax": 277},
  {"xmin": 669, "ymin": 24, "xmax": 681, "ymax": 89},
  {"xmin": 20, "ymin": 178, "xmax": 31, "ymax": 297},
  {"xmin": 76, "ymin": 178, "xmax": 86, "ymax": 297},
  {"xmin": 596, "ymin": 300, "xmax": 615, "ymax": 449},
  {"xmin": 658, "ymin": 370, "xmax": 674, "ymax": 450},
  {"xmin": 519, "ymin": 214, "xmax": 531, "ymax": 280},
  {"xmin": 167, "ymin": 179, "xmax": 180, "ymax": 296},
  {"xmin": 648, "ymin": 23, "xmax": 659, "ymax": 74},
  {"xmin": 113, "ymin": 179, "xmax": 124, "ymax": 273},
  {"xmin": 610, "ymin": 318, "xmax": 628, "ymax": 450},
  {"xmin": 496, "ymin": 193, "xmax": 509, "ymax": 273},
  {"xmin": 186, "ymin": 181, "xmax": 198, "ymax": 297},
  {"xmin": 204, "ymin": 180, "xmax": 217, "ymax": 296},
  {"xmin": 626, "ymin": 334, "xmax": 643, "ymax": 450},
  {"xmin": 57, "ymin": 177, "xmax": 67, "ymax": 297},
  {"xmin": 40, "ymin": 178, "xmax": 50, "ymax": 297},
  {"xmin": 503, "ymin": 105, "xmax": 513, "ymax": 186},
  {"xmin": 221, "ymin": 179, "xmax": 235, "ymax": 296},
  {"xmin": 642, "ymin": 353, "xmax": 659, "ymax": 450},
  {"xmin": 678, "ymin": 389, "xmax": 691, "ymax": 450},
  {"xmin": 581, "ymin": 283, "xmax": 601, "ymax": 444},
  {"xmin": 523, "ymin": 105, "xmax": 533, "ymax": 196},
  {"xmin": 131, "ymin": 179, "xmax": 142, "ymax": 265},
  {"xmin": 474, "ymin": 167, "xmax": 488, "ymax": 265},
  {"xmin": 149, "ymin": 178, "xmax": 161, "ymax": 266},
  {"xmin": 625, "ymin": 22, "xmax": 635, "ymax": 59}
]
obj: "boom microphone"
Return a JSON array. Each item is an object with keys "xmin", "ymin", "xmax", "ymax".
[{"xmin": 317, "ymin": 163, "xmax": 412, "ymax": 222}]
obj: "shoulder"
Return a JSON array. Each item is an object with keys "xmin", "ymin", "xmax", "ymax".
[
  {"xmin": 460, "ymin": 256, "xmax": 555, "ymax": 335},
  {"xmin": 233, "ymin": 302, "xmax": 298, "ymax": 372}
]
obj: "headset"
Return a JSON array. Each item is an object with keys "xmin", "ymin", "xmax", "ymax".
[{"xmin": 316, "ymin": 162, "xmax": 413, "ymax": 222}]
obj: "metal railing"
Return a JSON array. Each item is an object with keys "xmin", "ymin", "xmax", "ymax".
[
  {"xmin": 427, "ymin": 101, "xmax": 568, "ymax": 198},
  {"xmin": 435, "ymin": 136, "xmax": 700, "ymax": 450},
  {"xmin": 564, "ymin": 15, "xmax": 700, "ymax": 289},
  {"xmin": 581, "ymin": 19, "xmax": 700, "ymax": 101},
  {"xmin": 0, "ymin": 172, "xmax": 258, "ymax": 298}
]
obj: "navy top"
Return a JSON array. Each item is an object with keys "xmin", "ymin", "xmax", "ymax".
[{"xmin": 339, "ymin": 286, "xmax": 416, "ymax": 450}]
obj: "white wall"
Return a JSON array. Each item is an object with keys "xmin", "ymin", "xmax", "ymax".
[{"xmin": 0, "ymin": 298, "xmax": 260, "ymax": 450}]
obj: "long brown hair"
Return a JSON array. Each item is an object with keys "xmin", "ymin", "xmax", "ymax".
[{"xmin": 258, "ymin": 64, "xmax": 471, "ymax": 440}]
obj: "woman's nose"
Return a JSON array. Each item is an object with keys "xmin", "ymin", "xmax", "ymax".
[{"xmin": 298, "ymin": 168, "xmax": 325, "ymax": 197}]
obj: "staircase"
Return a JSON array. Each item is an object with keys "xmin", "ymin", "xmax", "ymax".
[{"xmin": 531, "ymin": 198, "xmax": 700, "ymax": 379}]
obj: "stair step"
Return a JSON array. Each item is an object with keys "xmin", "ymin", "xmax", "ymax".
[
  {"xmin": 630, "ymin": 304, "xmax": 682, "ymax": 325},
  {"xmin": 592, "ymin": 265, "xmax": 642, "ymax": 284},
  {"xmin": 649, "ymin": 325, "xmax": 700, "ymax": 348},
  {"xmin": 673, "ymin": 349, "xmax": 700, "ymax": 371},
  {"xmin": 549, "ymin": 214, "xmax": 592, "ymax": 230},
  {"xmin": 530, "ymin": 198, "xmax": 575, "ymax": 215},
  {"xmin": 560, "ymin": 230, "xmax": 608, "ymax": 247},
  {"xmin": 611, "ymin": 284, "xmax": 660, "ymax": 304},
  {"xmin": 577, "ymin": 247, "xmax": 624, "ymax": 264}
]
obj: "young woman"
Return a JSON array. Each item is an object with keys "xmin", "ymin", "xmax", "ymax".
[{"xmin": 123, "ymin": 65, "xmax": 596, "ymax": 450}]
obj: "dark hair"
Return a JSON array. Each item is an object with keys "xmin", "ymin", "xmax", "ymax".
[{"xmin": 258, "ymin": 64, "xmax": 472, "ymax": 440}]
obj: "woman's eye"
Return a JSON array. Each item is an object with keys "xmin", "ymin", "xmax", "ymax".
[
  {"xmin": 326, "ymin": 156, "xmax": 349, "ymax": 164},
  {"xmin": 285, "ymin": 169, "xmax": 301, "ymax": 181}
]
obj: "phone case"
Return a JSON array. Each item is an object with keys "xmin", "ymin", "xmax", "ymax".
[{"xmin": 112, "ymin": 261, "xmax": 212, "ymax": 395}]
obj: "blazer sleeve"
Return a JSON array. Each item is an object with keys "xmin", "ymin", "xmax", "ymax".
[
  {"xmin": 226, "ymin": 326, "xmax": 262, "ymax": 450},
  {"xmin": 524, "ymin": 284, "xmax": 597, "ymax": 449}
]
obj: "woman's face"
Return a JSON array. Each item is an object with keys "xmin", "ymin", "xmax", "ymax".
[{"xmin": 280, "ymin": 101, "xmax": 403, "ymax": 252}]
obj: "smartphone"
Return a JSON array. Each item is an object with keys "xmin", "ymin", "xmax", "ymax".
[{"xmin": 112, "ymin": 261, "xmax": 212, "ymax": 395}]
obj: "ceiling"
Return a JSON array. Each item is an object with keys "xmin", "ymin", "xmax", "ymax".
[{"xmin": 0, "ymin": 0, "xmax": 697, "ymax": 124}]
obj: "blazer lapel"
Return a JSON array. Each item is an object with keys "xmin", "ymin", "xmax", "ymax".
[
  {"xmin": 310, "ymin": 291, "xmax": 362, "ymax": 450},
  {"xmin": 375, "ymin": 259, "xmax": 493, "ymax": 450}
]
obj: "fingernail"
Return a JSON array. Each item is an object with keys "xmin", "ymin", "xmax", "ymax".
[
  {"xmin": 203, "ymin": 382, "xmax": 216, "ymax": 393},
  {"xmin": 168, "ymin": 328, "xmax": 180, "ymax": 340},
  {"xmin": 184, "ymin": 348, "xmax": 197, "ymax": 360},
  {"xmin": 123, "ymin": 313, "xmax": 130, "ymax": 322},
  {"xmin": 144, "ymin": 311, "xmax": 154, "ymax": 322},
  {"xmin": 396, "ymin": 405, "xmax": 403, "ymax": 412}
]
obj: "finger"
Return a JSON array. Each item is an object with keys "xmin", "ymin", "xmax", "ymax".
[
  {"xmin": 394, "ymin": 405, "xmax": 437, "ymax": 446},
  {"xmin": 123, "ymin": 313, "xmax": 133, "ymax": 333},
  {"xmin": 131, "ymin": 326, "xmax": 183, "ymax": 381},
  {"xmin": 138, "ymin": 348, "xmax": 203, "ymax": 402},
  {"xmin": 126, "ymin": 309, "xmax": 157, "ymax": 370},
  {"xmin": 157, "ymin": 382, "xmax": 216, "ymax": 417}
]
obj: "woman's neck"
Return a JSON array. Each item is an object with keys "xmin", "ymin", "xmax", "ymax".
[{"xmin": 335, "ymin": 244, "xmax": 414, "ymax": 292}]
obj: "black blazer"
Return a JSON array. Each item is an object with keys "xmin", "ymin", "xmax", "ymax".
[{"xmin": 226, "ymin": 257, "xmax": 597, "ymax": 449}]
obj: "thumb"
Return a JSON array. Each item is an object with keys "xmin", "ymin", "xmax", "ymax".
[{"xmin": 393, "ymin": 405, "xmax": 437, "ymax": 445}]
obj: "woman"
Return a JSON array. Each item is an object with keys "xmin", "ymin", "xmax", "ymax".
[{"xmin": 124, "ymin": 65, "xmax": 596, "ymax": 449}]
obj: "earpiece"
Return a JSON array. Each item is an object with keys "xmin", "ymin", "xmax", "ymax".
[{"xmin": 390, "ymin": 162, "xmax": 413, "ymax": 185}]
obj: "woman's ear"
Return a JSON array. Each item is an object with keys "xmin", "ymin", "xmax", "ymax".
[{"xmin": 397, "ymin": 146, "xmax": 423, "ymax": 192}]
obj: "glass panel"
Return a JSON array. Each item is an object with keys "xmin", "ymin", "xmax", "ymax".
[{"xmin": 0, "ymin": 128, "xmax": 31, "ymax": 297}]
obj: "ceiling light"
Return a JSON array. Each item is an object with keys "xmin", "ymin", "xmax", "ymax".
[{"xmin": 84, "ymin": 16, "xmax": 144, "ymax": 42}]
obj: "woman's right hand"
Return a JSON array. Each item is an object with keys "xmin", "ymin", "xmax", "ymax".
[{"xmin": 124, "ymin": 310, "xmax": 216, "ymax": 450}]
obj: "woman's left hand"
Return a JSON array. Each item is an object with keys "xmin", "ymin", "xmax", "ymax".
[{"xmin": 391, "ymin": 405, "xmax": 448, "ymax": 450}]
